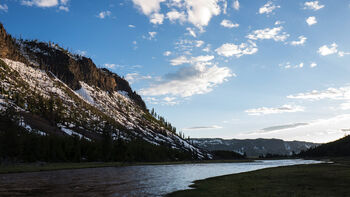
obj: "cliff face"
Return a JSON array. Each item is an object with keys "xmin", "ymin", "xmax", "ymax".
[
  {"xmin": 0, "ymin": 24, "xmax": 28, "ymax": 64},
  {"xmin": 0, "ymin": 24, "xmax": 145, "ymax": 109}
]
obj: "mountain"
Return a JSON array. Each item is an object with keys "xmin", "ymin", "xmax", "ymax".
[
  {"xmin": 0, "ymin": 23, "xmax": 207, "ymax": 162},
  {"xmin": 192, "ymin": 138, "xmax": 319, "ymax": 157},
  {"xmin": 299, "ymin": 135, "xmax": 350, "ymax": 157}
]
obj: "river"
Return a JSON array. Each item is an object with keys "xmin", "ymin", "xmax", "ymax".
[{"xmin": 0, "ymin": 159, "xmax": 321, "ymax": 197}]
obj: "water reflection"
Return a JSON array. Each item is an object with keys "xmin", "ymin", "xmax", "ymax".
[{"xmin": 0, "ymin": 159, "xmax": 321, "ymax": 197}]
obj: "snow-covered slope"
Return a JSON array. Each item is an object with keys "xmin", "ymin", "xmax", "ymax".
[
  {"xmin": 0, "ymin": 58, "xmax": 205, "ymax": 158},
  {"xmin": 0, "ymin": 23, "xmax": 206, "ymax": 159}
]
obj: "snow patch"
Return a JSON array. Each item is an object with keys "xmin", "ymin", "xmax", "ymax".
[{"xmin": 75, "ymin": 82, "xmax": 95, "ymax": 104}]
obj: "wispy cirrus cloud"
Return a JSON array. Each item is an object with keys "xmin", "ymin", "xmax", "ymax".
[
  {"xmin": 261, "ymin": 123, "xmax": 309, "ymax": 132},
  {"xmin": 237, "ymin": 114, "xmax": 350, "ymax": 143},
  {"xmin": 279, "ymin": 62, "xmax": 304, "ymax": 69},
  {"xmin": 245, "ymin": 105, "xmax": 304, "ymax": 116},
  {"xmin": 0, "ymin": 4, "xmax": 8, "ymax": 12},
  {"xmin": 287, "ymin": 86, "xmax": 350, "ymax": 101},
  {"xmin": 183, "ymin": 125, "xmax": 222, "ymax": 131},
  {"xmin": 125, "ymin": 73, "xmax": 152, "ymax": 84},
  {"xmin": 170, "ymin": 55, "xmax": 214, "ymax": 66}
]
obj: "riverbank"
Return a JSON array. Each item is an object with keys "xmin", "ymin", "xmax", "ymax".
[
  {"xmin": 0, "ymin": 159, "xmax": 253, "ymax": 174},
  {"xmin": 167, "ymin": 157, "xmax": 350, "ymax": 197}
]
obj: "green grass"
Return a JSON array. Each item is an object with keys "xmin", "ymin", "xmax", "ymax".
[
  {"xmin": 167, "ymin": 158, "xmax": 350, "ymax": 197},
  {"xmin": 0, "ymin": 159, "xmax": 253, "ymax": 174}
]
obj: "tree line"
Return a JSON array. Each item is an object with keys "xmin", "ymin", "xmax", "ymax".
[{"xmin": 0, "ymin": 108, "xmax": 195, "ymax": 163}]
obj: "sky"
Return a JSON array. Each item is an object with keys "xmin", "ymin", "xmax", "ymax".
[{"xmin": 1, "ymin": 0, "xmax": 350, "ymax": 143}]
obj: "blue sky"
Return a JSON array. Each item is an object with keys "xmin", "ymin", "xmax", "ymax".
[{"xmin": 1, "ymin": 0, "xmax": 350, "ymax": 143}]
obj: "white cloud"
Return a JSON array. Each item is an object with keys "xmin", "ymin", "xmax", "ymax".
[
  {"xmin": 150, "ymin": 12, "xmax": 164, "ymax": 24},
  {"xmin": 317, "ymin": 43, "xmax": 350, "ymax": 57},
  {"xmin": 148, "ymin": 31, "xmax": 157, "ymax": 40},
  {"xmin": 237, "ymin": 114, "xmax": 350, "ymax": 143},
  {"xmin": 245, "ymin": 105, "xmax": 304, "ymax": 116},
  {"xmin": 132, "ymin": 0, "xmax": 165, "ymax": 15},
  {"xmin": 103, "ymin": 63, "xmax": 116, "ymax": 69},
  {"xmin": 76, "ymin": 50, "xmax": 87, "ymax": 56},
  {"xmin": 125, "ymin": 73, "xmax": 152, "ymax": 84},
  {"xmin": 58, "ymin": 5, "xmax": 68, "ymax": 11},
  {"xmin": 195, "ymin": 40, "xmax": 205, "ymax": 47},
  {"xmin": 186, "ymin": 0, "xmax": 221, "ymax": 29},
  {"xmin": 247, "ymin": 26, "xmax": 289, "ymax": 42},
  {"xmin": 215, "ymin": 41, "xmax": 258, "ymax": 58},
  {"xmin": 287, "ymin": 86, "xmax": 350, "ymax": 101},
  {"xmin": 132, "ymin": 0, "xmax": 165, "ymax": 24},
  {"xmin": 174, "ymin": 39, "xmax": 206, "ymax": 53},
  {"xmin": 166, "ymin": 10, "xmax": 186, "ymax": 23},
  {"xmin": 318, "ymin": 43, "xmax": 338, "ymax": 56},
  {"xmin": 304, "ymin": 1, "xmax": 324, "ymax": 11},
  {"xmin": 306, "ymin": 16, "xmax": 317, "ymax": 26},
  {"xmin": 259, "ymin": 1, "xmax": 280, "ymax": 14},
  {"xmin": 171, "ymin": 56, "xmax": 189, "ymax": 66},
  {"xmin": 128, "ymin": 24, "xmax": 136, "ymax": 28},
  {"xmin": 290, "ymin": 36, "xmax": 307, "ymax": 46},
  {"xmin": 279, "ymin": 62, "xmax": 304, "ymax": 69},
  {"xmin": 132, "ymin": 0, "xmax": 222, "ymax": 29},
  {"xmin": 60, "ymin": 0, "xmax": 68, "ymax": 5},
  {"xmin": 21, "ymin": 0, "xmax": 58, "ymax": 7},
  {"xmin": 203, "ymin": 44, "xmax": 211, "ymax": 52},
  {"xmin": 140, "ymin": 63, "xmax": 233, "ymax": 97},
  {"xmin": 310, "ymin": 62, "xmax": 317, "ymax": 68},
  {"xmin": 340, "ymin": 102, "xmax": 350, "ymax": 110},
  {"xmin": 288, "ymin": 86, "xmax": 350, "ymax": 112},
  {"xmin": 186, "ymin": 27, "xmax": 197, "ymax": 37},
  {"xmin": 220, "ymin": 19, "xmax": 239, "ymax": 28},
  {"xmin": 338, "ymin": 51, "xmax": 350, "ymax": 57},
  {"xmin": 97, "ymin": 11, "xmax": 112, "ymax": 19},
  {"xmin": 233, "ymin": 0, "xmax": 240, "ymax": 10},
  {"xmin": 170, "ymin": 55, "xmax": 214, "ymax": 66},
  {"xmin": 162, "ymin": 96, "xmax": 179, "ymax": 105},
  {"xmin": 0, "ymin": 4, "xmax": 8, "ymax": 12},
  {"xmin": 183, "ymin": 125, "xmax": 223, "ymax": 130},
  {"xmin": 163, "ymin": 51, "xmax": 172, "ymax": 56},
  {"xmin": 222, "ymin": 1, "xmax": 227, "ymax": 14},
  {"xmin": 274, "ymin": 20, "xmax": 284, "ymax": 25}
]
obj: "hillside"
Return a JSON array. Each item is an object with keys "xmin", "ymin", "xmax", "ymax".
[
  {"xmin": 0, "ymin": 23, "xmax": 207, "ymax": 162},
  {"xmin": 192, "ymin": 138, "xmax": 319, "ymax": 157},
  {"xmin": 299, "ymin": 135, "xmax": 350, "ymax": 157}
]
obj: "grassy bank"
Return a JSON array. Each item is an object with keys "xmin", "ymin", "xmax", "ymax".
[
  {"xmin": 167, "ymin": 158, "xmax": 350, "ymax": 197},
  {"xmin": 0, "ymin": 159, "xmax": 253, "ymax": 174}
]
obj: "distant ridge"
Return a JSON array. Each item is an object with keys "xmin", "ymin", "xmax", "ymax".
[{"xmin": 192, "ymin": 138, "xmax": 319, "ymax": 157}]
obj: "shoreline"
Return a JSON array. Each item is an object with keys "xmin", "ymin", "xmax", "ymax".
[
  {"xmin": 0, "ymin": 159, "xmax": 253, "ymax": 174},
  {"xmin": 167, "ymin": 157, "xmax": 350, "ymax": 197}
]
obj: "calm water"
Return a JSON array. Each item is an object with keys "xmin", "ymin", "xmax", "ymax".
[{"xmin": 0, "ymin": 159, "xmax": 321, "ymax": 197}]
